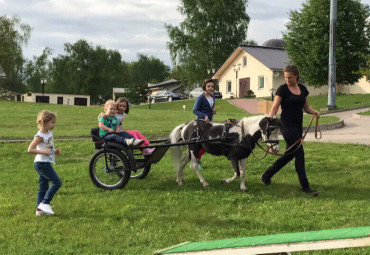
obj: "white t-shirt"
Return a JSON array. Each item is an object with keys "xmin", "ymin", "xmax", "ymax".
[
  {"xmin": 206, "ymin": 96, "xmax": 214, "ymax": 108},
  {"xmin": 115, "ymin": 113, "xmax": 126, "ymax": 132},
  {"xmin": 34, "ymin": 130, "xmax": 55, "ymax": 164}
]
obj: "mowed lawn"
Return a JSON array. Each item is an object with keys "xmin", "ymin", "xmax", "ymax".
[
  {"xmin": 0, "ymin": 99, "xmax": 339, "ymax": 138},
  {"xmin": 0, "ymin": 96, "xmax": 368, "ymax": 254},
  {"xmin": 0, "ymin": 141, "xmax": 369, "ymax": 254}
]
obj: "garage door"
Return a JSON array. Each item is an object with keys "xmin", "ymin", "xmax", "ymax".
[{"xmin": 74, "ymin": 97, "xmax": 87, "ymax": 106}]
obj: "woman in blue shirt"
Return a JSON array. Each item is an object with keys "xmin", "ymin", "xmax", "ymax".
[{"xmin": 192, "ymin": 78, "xmax": 216, "ymax": 169}]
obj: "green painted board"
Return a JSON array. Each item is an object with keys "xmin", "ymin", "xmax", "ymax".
[{"xmin": 159, "ymin": 226, "xmax": 370, "ymax": 254}]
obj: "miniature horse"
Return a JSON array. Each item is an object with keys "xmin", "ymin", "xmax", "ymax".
[{"xmin": 170, "ymin": 115, "xmax": 280, "ymax": 192}]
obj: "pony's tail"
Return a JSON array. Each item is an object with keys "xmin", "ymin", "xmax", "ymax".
[{"xmin": 169, "ymin": 123, "xmax": 186, "ymax": 176}]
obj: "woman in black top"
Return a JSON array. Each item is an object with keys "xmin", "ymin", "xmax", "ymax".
[{"xmin": 261, "ymin": 65, "xmax": 320, "ymax": 196}]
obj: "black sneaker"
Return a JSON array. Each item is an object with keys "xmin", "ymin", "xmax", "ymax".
[
  {"xmin": 303, "ymin": 188, "xmax": 318, "ymax": 197},
  {"xmin": 260, "ymin": 174, "xmax": 271, "ymax": 185}
]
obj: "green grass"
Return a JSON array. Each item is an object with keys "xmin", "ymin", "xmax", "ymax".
[
  {"xmin": 307, "ymin": 93, "xmax": 370, "ymax": 112},
  {"xmin": 0, "ymin": 140, "xmax": 369, "ymax": 254},
  {"xmin": 358, "ymin": 110, "xmax": 370, "ymax": 115},
  {"xmin": 0, "ymin": 100, "xmax": 339, "ymax": 138}
]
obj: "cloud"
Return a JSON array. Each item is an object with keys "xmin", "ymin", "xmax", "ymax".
[{"xmin": 2, "ymin": 0, "xmax": 370, "ymax": 66}]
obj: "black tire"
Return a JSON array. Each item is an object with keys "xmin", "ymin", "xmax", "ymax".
[
  {"xmin": 89, "ymin": 148, "xmax": 131, "ymax": 190},
  {"xmin": 131, "ymin": 165, "xmax": 151, "ymax": 179}
]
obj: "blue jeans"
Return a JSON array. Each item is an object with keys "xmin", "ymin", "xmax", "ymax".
[
  {"xmin": 102, "ymin": 131, "xmax": 134, "ymax": 146},
  {"xmin": 34, "ymin": 162, "xmax": 62, "ymax": 208}
]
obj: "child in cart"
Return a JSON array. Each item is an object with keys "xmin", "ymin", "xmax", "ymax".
[
  {"xmin": 98, "ymin": 100, "xmax": 144, "ymax": 147},
  {"xmin": 99, "ymin": 98, "xmax": 155, "ymax": 155}
]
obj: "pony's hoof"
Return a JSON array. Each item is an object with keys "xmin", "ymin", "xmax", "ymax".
[
  {"xmin": 203, "ymin": 183, "xmax": 210, "ymax": 189},
  {"xmin": 221, "ymin": 179, "xmax": 226, "ymax": 184},
  {"xmin": 242, "ymin": 188, "xmax": 249, "ymax": 193},
  {"xmin": 176, "ymin": 180, "xmax": 183, "ymax": 186}
]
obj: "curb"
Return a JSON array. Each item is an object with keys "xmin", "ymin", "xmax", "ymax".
[
  {"xmin": 303, "ymin": 119, "xmax": 344, "ymax": 133},
  {"xmin": 321, "ymin": 105, "xmax": 370, "ymax": 115}
]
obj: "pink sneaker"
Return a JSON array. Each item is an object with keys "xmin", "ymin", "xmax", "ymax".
[{"xmin": 142, "ymin": 148, "xmax": 155, "ymax": 156}]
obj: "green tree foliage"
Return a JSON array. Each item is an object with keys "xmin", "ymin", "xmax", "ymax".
[
  {"xmin": 124, "ymin": 54, "xmax": 169, "ymax": 104},
  {"xmin": 165, "ymin": 0, "xmax": 250, "ymax": 86},
  {"xmin": 48, "ymin": 40, "xmax": 128, "ymax": 104},
  {"xmin": 0, "ymin": 15, "xmax": 31, "ymax": 92},
  {"xmin": 283, "ymin": 0, "xmax": 370, "ymax": 87},
  {"xmin": 23, "ymin": 47, "xmax": 52, "ymax": 92},
  {"xmin": 358, "ymin": 53, "xmax": 370, "ymax": 78}
]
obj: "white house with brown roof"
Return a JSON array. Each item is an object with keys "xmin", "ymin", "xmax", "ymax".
[{"xmin": 213, "ymin": 42, "xmax": 369, "ymax": 99}]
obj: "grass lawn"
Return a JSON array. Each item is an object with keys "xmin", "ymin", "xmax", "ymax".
[
  {"xmin": 0, "ymin": 140, "xmax": 369, "ymax": 254},
  {"xmin": 0, "ymin": 99, "xmax": 339, "ymax": 138},
  {"xmin": 358, "ymin": 110, "xmax": 370, "ymax": 115},
  {"xmin": 0, "ymin": 95, "xmax": 369, "ymax": 254}
]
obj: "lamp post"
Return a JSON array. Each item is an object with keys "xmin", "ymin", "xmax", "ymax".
[
  {"xmin": 40, "ymin": 78, "xmax": 47, "ymax": 96},
  {"xmin": 270, "ymin": 88, "xmax": 275, "ymax": 101},
  {"xmin": 207, "ymin": 68, "xmax": 216, "ymax": 78},
  {"xmin": 233, "ymin": 64, "xmax": 241, "ymax": 98}
]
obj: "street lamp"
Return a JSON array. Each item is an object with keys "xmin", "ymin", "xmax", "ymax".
[
  {"xmin": 207, "ymin": 68, "xmax": 216, "ymax": 78},
  {"xmin": 270, "ymin": 88, "xmax": 275, "ymax": 101},
  {"xmin": 233, "ymin": 63, "xmax": 241, "ymax": 98},
  {"xmin": 40, "ymin": 78, "xmax": 47, "ymax": 96}
]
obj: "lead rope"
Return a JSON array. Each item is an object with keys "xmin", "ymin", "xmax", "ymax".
[{"xmin": 257, "ymin": 115, "xmax": 321, "ymax": 157}]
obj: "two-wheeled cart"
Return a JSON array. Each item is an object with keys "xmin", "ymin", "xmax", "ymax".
[{"xmin": 89, "ymin": 128, "xmax": 221, "ymax": 190}]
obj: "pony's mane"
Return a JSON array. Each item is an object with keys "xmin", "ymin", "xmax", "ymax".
[{"xmin": 240, "ymin": 115, "xmax": 267, "ymax": 135}]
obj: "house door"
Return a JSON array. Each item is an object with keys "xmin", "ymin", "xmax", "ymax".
[
  {"xmin": 239, "ymin": 78, "xmax": 250, "ymax": 98},
  {"xmin": 57, "ymin": 97, "xmax": 63, "ymax": 104}
]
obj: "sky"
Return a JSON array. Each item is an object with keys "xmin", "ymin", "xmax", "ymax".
[{"xmin": 1, "ymin": 0, "xmax": 369, "ymax": 66}]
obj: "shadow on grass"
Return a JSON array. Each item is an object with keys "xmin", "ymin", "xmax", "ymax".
[{"xmin": 127, "ymin": 176, "xmax": 370, "ymax": 201}]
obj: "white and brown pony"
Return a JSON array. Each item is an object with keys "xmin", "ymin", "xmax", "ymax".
[{"xmin": 169, "ymin": 115, "xmax": 280, "ymax": 192}]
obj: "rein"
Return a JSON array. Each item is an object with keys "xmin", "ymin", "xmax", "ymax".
[
  {"xmin": 227, "ymin": 119, "xmax": 270, "ymax": 159},
  {"xmin": 257, "ymin": 115, "xmax": 322, "ymax": 157}
]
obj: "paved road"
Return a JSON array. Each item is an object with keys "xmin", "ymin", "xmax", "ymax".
[{"xmin": 304, "ymin": 107, "xmax": 370, "ymax": 145}]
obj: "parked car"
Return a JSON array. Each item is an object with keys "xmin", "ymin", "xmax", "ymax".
[
  {"xmin": 150, "ymin": 90, "xmax": 186, "ymax": 103},
  {"xmin": 188, "ymin": 87, "xmax": 222, "ymax": 99}
]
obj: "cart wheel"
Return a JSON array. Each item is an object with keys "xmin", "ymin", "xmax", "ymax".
[
  {"xmin": 89, "ymin": 148, "xmax": 131, "ymax": 190},
  {"xmin": 131, "ymin": 164, "xmax": 151, "ymax": 179}
]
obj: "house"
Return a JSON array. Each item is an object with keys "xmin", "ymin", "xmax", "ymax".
[
  {"xmin": 148, "ymin": 79, "xmax": 183, "ymax": 95},
  {"xmin": 22, "ymin": 92, "xmax": 90, "ymax": 106},
  {"xmin": 0, "ymin": 87, "xmax": 21, "ymax": 101},
  {"xmin": 213, "ymin": 39, "xmax": 369, "ymax": 99}
]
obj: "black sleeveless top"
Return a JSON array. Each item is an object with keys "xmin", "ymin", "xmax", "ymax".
[{"xmin": 275, "ymin": 83, "xmax": 309, "ymax": 126}]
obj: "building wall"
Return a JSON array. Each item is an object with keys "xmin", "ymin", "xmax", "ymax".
[
  {"xmin": 22, "ymin": 93, "xmax": 90, "ymax": 106},
  {"xmin": 218, "ymin": 51, "xmax": 289, "ymax": 99}
]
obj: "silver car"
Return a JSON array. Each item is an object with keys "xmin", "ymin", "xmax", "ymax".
[{"xmin": 189, "ymin": 87, "xmax": 223, "ymax": 99}]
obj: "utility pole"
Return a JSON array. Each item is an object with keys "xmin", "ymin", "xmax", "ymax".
[{"xmin": 327, "ymin": 0, "xmax": 337, "ymax": 110}]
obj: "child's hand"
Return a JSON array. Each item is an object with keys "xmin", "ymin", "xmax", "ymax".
[
  {"xmin": 44, "ymin": 148, "xmax": 51, "ymax": 155},
  {"xmin": 212, "ymin": 108, "xmax": 216, "ymax": 114},
  {"xmin": 102, "ymin": 113, "xmax": 108, "ymax": 119},
  {"xmin": 108, "ymin": 128, "xmax": 115, "ymax": 133},
  {"xmin": 55, "ymin": 149, "xmax": 61, "ymax": 155}
]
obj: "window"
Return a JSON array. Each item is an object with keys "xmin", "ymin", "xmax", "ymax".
[
  {"xmin": 243, "ymin": 56, "xmax": 247, "ymax": 67},
  {"xmin": 258, "ymin": 76, "xmax": 264, "ymax": 90},
  {"xmin": 227, "ymin": 81, "xmax": 232, "ymax": 93}
]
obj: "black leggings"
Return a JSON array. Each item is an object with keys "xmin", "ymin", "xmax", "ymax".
[{"xmin": 269, "ymin": 123, "xmax": 307, "ymax": 179}]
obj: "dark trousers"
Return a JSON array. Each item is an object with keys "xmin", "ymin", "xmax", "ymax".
[{"xmin": 266, "ymin": 123, "xmax": 307, "ymax": 179}]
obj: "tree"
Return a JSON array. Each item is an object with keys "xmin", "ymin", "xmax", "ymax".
[
  {"xmin": 126, "ymin": 54, "xmax": 170, "ymax": 104},
  {"xmin": 283, "ymin": 0, "xmax": 370, "ymax": 87},
  {"xmin": 0, "ymin": 15, "xmax": 31, "ymax": 92},
  {"xmin": 165, "ymin": 0, "xmax": 250, "ymax": 86},
  {"xmin": 23, "ymin": 47, "xmax": 52, "ymax": 92}
]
